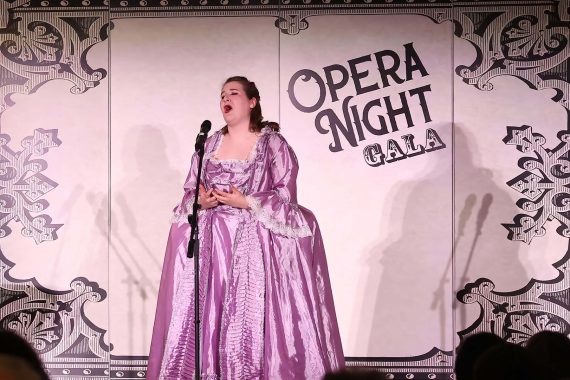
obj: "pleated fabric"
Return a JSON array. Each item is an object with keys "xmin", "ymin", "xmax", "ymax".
[{"xmin": 147, "ymin": 127, "xmax": 344, "ymax": 380}]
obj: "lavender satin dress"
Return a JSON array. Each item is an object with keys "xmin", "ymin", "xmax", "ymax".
[{"xmin": 147, "ymin": 127, "xmax": 344, "ymax": 380}]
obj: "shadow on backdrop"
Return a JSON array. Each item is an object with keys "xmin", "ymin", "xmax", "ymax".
[{"xmin": 360, "ymin": 124, "xmax": 527, "ymax": 357}]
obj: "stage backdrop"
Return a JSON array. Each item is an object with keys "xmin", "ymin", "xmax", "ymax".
[{"xmin": 1, "ymin": 1, "xmax": 569, "ymax": 379}]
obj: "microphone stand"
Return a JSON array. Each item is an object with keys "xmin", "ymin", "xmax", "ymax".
[{"xmin": 187, "ymin": 121, "xmax": 210, "ymax": 380}]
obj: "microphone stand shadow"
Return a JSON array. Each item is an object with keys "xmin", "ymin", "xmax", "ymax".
[
  {"xmin": 431, "ymin": 194, "xmax": 477, "ymax": 349},
  {"xmin": 454, "ymin": 194, "xmax": 493, "ymax": 332},
  {"xmin": 115, "ymin": 193, "xmax": 163, "ymax": 270},
  {"xmin": 89, "ymin": 193, "xmax": 154, "ymax": 354}
]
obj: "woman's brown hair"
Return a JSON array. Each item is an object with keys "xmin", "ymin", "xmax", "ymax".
[{"xmin": 221, "ymin": 76, "xmax": 280, "ymax": 134}]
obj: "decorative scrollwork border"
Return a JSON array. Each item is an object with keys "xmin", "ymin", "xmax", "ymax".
[
  {"xmin": 1, "ymin": 0, "xmax": 570, "ymax": 377},
  {"xmin": 0, "ymin": 4, "xmax": 108, "ymax": 117},
  {"xmin": 1, "ymin": 1, "xmax": 568, "ymax": 115},
  {"xmin": 457, "ymin": 241, "xmax": 570, "ymax": 345},
  {"xmin": 0, "ymin": 249, "xmax": 109, "ymax": 361},
  {"xmin": 456, "ymin": 123, "xmax": 570, "ymax": 346}
]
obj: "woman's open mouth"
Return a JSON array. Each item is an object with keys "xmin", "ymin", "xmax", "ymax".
[{"xmin": 223, "ymin": 105, "xmax": 233, "ymax": 113}]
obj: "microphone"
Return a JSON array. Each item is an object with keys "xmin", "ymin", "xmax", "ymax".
[
  {"xmin": 195, "ymin": 120, "xmax": 212, "ymax": 151},
  {"xmin": 457, "ymin": 194, "xmax": 476, "ymax": 238}
]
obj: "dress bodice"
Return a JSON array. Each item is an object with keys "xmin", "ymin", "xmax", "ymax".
[
  {"xmin": 203, "ymin": 131, "xmax": 261, "ymax": 196},
  {"xmin": 204, "ymin": 159, "xmax": 255, "ymax": 195}
]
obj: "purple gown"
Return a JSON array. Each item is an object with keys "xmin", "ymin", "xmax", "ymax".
[{"xmin": 147, "ymin": 127, "xmax": 344, "ymax": 380}]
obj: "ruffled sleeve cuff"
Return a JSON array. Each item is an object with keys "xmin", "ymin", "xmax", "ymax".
[
  {"xmin": 246, "ymin": 194, "xmax": 312, "ymax": 238},
  {"xmin": 171, "ymin": 191, "xmax": 205, "ymax": 223}
]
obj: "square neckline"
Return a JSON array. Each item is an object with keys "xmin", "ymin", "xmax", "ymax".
[{"xmin": 210, "ymin": 128, "xmax": 267, "ymax": 164}]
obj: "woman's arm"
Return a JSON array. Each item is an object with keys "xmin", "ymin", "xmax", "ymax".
[
  {"xmin": 171, "ymin": 139, "xmax": 218, "ymax": 222},
  {"xmin": 245, "ymin": 133, "xmax": 312, "ymax": 238},
  {"xmin": 171, "ymin": 152, "xmax": 199, "ymax": 222}
]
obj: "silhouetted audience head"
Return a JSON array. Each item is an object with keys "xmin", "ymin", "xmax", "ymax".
[
  {"xmin": 455, "ymin": 332, "xmax": 505, "ymax": 380},
  {"xmin": 526, "ymin": 330, "xmax": 570, "ymax": 380},
  {"xmin": 473, "ymin": 342, "xmax": 543, "ymax": 380},
  {"xmin": 0, "ymin": 329, "xmax": 49, "ymax": 380},
  {"xmin": 323, "ymin": 368, "xmax": 385, "ymax": 379}
]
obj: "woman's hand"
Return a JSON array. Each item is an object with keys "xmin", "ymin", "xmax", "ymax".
[
  {"xmin": 213, "ymin": 186, "xmax": 249, "ymax": 209},
  {"xmin": 198, "ymin": 184, "xmax": 219, "ymax": 209}
]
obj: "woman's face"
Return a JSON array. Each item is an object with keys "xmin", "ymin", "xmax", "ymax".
[{"xmin": 220, "ymin": 81, "xmax": 256, "ymax": 127}]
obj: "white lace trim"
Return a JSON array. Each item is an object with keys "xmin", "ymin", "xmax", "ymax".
[
  {"xmin": 210, "ymin": 128, "xmax": 269, "ymax": 164},
  {"xmin": 246, "ymin": 195, "xmax": 312, "ymax": 238},
  {"xmin": 170, "ymin": 211, "xmax": 188, "ymax": 224},
  {"xmin": 170, "ymin": 198, "xmax": 204, "ymax": 223}
]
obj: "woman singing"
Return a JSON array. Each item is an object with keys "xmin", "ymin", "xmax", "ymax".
[{"xmin": 148, "ymin": 76, "xmax": 344, "ymax": 380}]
